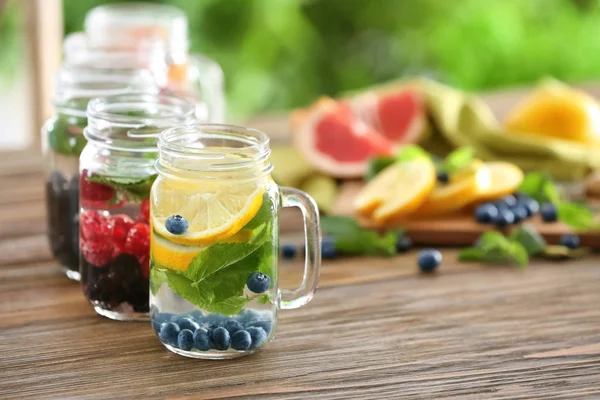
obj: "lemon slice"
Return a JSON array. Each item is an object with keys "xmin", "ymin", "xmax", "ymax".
[
  {"xmin": 413, "ymin": 161, "xmax": 491, "ymax": 217},
  {"xmin": 151, "ymin": 232, "xmax": 205, "ymax": 272},
  {"xmin": 152, "ymin": 179, "xmax": 264, "ymax": 246},
  {"xmin": 354, "ymin": 158, "xmax": 436, "ymax": 222},
  {"xmin": 475, "ymin": 162, "xmax": 524, "ymax": 202}
]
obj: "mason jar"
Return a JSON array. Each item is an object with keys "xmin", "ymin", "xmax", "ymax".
[
  {"xmin": 150, "ymin": 124, "xmax": 322, "ymax": 359},
  {"xmin": 42, "ymin": 68, "xmax": 158, "ymax": 280},
  {"xmin": 80, "ymin": 94, "xmax": 195, "ymax": 321},
  {"xmin": 83, "ymin": 2, "xmax": 226, "ymax": 121}
]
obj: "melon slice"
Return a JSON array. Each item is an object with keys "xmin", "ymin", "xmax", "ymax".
[{"xmin": 293, "ymin": 98, "xmax": 395, "ymax": 178}]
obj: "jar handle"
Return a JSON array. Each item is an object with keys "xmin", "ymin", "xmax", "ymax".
[
  {"xmin": 188, "ymin": 54, "xmax": 227, "ymax": 123},
  {"xmin": 278, "ymin": 187, "xmax": 322, "ymax": 310}
]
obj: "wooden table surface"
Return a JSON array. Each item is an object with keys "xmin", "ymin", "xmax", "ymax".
[{"xmin": 2, "ymin": 144, "xmax": 600, "ymax": 400}]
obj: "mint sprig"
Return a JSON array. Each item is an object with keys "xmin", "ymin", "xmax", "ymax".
[
  {"xmin": 87, "ymin": 174, "xmax": 158, "ymax": 203},
  {"xmin": 459, "ymin": 231, "xmax": 529, "ymax": 268},
  {"xmin": 518, "ymin": 172, "xmax": 561, "ymax": 205}
]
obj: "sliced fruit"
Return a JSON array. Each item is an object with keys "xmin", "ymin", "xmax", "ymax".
[
  {"xmin": 413, "ymin": 161, "xmax": 491, "ymax": 217},
  {"xmin": 353, "ymin": 158, "xmax": 436, "ymax": 222},
  {"xmin": 293, "ymin": 97, "xmax": 395, "ymax": 178},
  {"xmin": 151, "ymin": 232, "xmax": 205, "ymax": 272},
  {"xmin": 475, "ymin": 162, "xmax": 524, "ymax": 202},
  {"xmin": 152, "ymin": 179, "xmax": 264, "ymax": 246},
  {"xmin": 505, "ymin": 80, "xmax": 600, "ymax": 143}
]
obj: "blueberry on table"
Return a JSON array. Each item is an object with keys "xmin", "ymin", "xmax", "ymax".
[
  {"xmin": 560, "ymin": 234, "xmax": 580, "ymax": 249},
  {"xmin": 177, "ymin": 329, "xmax": 194, "ymax": 351},
  {"xmin": 212, "ymin": 327, "xmax": 231, "ymax": 351},
  {"xmin": 494, "ymin": 210, "xmax": 515, "ymax": 227},
  {"xmin": 511, "ymin": 204, "xmax": 529, "ymax": 223},
  {"xmin": 522, "ymin": 199, "xmax": 540, "ymax": 216},
  {"xmin": 158, "ymin": 322, "xmax": 180, "ymax": 346},
  {"xmin": 193, "ymin": 328, "xmax": 212, "ymax": 351},
  {"xmin": 281, "ymin": 244, "xmax": 297, "ymax": 259},
  {"xmin": 223, "ymin": 319, "xmax": 244, "ymax": 335},
  {"xmin": 322, "ymin": 238, "xmax": 337, "ymax": 259},
  {"xmin": 541, "ymin": 203, "xmax": 558, "ymax": 222},
  {"xmin": 418, "ymin": 249, "xmax": 442, "ymax": 272},
  {"xmin": 247, "ymin": 272, "xmax": 271, "ymax": 294},
  {"xmin": 475, "ymin": 203, "xmax": 498, "ymax": 224},
  {"xmin": 500, "ymin": 195, "xmax": 518, "ymax": 207},
  {"xmin": 231, "ymin": 330, "xmax": 253, "ymax": 351},
  {"xmin": 165, "ymin": 215, "xmax": 188, "ymax": 235},
  {"xmin": 176, "ymin": 317, "xmax": 200, "ymax": 332},
  {"xmin": 246, "ymin": 327, "xmax": 268, "ymax": 350},
  {"xmin": 436, "ymin": 171, "xmax": 449, "ymax": 183},
  {"xmin": 395, "ymin": 236, "xmax": 413, "ymax": 253}
]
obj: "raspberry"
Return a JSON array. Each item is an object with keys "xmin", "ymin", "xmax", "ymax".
[
  {"xmin": 137, "ymin": 254, "xmax": 150, "ymax": 279},
  {"xmin": 80, "ymin": 210, "xmax": 113, "ymax": 241},
  {"xmin": 124, "ymin": 223, "xmax": 150, "ymax": 257},
  {"xmin": 80, "ymin": 169, "xmax": 115, "ymax": 202},
  {"xmin": 81, "ymin": 239, "xmax": 114, "ymax": 267},
  {"xmin": 140, "ymin": 199, "xmax": 150, "ymax": 222},
  {"xmin": 111, "ymin": 214, "xmax": 135, "ymax": 246}
]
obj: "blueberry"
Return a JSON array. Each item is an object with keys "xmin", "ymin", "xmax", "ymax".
[
  {"xmin": 418, "ymin": 249, "xmax": 441, "ymax": 273},
  {"xmin": 230, "ymin": 330, "xmax": 252, "ymax": 351},
  {"xmin": 395, "ymin": 236, "xmax": 413, "ymax": 253},
  {"xmin": 281, "ymin": 244, "xmax": 296, "ymax": 259},
  {"xmin": 190, "ymin": 310, "xmax": 207, "ymax": 325},
  {"xmin": 514, "ymin": 192, "xmax": 531, "ymax": 202},
  {"xmin": 165, "ymin": 215, "xmax": 188, "ymax": 235},
  {"xmin": 246, "ymin": 327, "xmax": 268, "ymax": 350},
  {"xmin": 193, "ymin": 328, "xmax": 212, "ymax": 351},
  {"xmin": 247, "ymin": 272, "xmax": 271, "ymax": 294},
  {"xmin": 322, "ymin": 238, "xmax": 337, "ymax": 259},
  {"xmin": 494, "ymin": 200, "xmax": 511, "ymax": 213},
  {"xmin": 212, "ymin": 327, "xmax": 231, "ymax": 351},
  {"xmin": 500, "ymin": 195, "xmax": 518, "ymax": 207},
  {"xmin": 235, "ymin": 309, "xmax": 260, "ymax": 324},
  {"xmin": 494, "ymin": 210, "xmax": 515, "ymax": 227},
  {"xmin": 560, "ymin": 234, "xmax": 580, "ymax": 249},
  {"xmin": 207, "ymin": 313, "xmax": 226, "ymax": 327},
  {"xmin": 176, "ymin": 317, "xmax": 200, "ymax": 332},
  {"xmin": 245, "ymin": 319, "xmax": 273, "ymax": 336},
  {"xmin": 511, "ymin": 204, "xmax": 529, "ymax": 223},
  {"xmin": 475, "ymin": 203, "xmax": 498, "ymax": 224},
  {"xmin": 158, "ymin": 322, "xmax": 180, "ymax": 346},
  {"xmin": 523, "ymin": 199, "xmax": 540, "ymax": 216},
  {"xmin": 223, "ymin": 319, "xmax": 244, "ymax": 335},
  {"xmin": 541, "ymin": 203, "xmax": 558, "ymax": 222},
  {"xmin": 177, "ymin": 329, "xmax": 194, "ymax": 351},
  {"xmin": 436, "ymin": 171, "xmax": 449, "ymax": 184},
  {"xmin": 152, "ymin": 312, "xmax": 176, "ymax": 333}
]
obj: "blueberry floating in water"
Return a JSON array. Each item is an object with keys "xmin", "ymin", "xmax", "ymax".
[
  {"xmin": 177, "ymin": 317, "xmax": 200, "ymax": 332},
  {"xmin": 281, "ymin": 244, "xmax": 296, "ymax": 259},
  {"xmin": 158, "ymin": 322, "xmax": 180, "ymax": 346},
  {"xmin": 494, "ymin": 210, "xmax": 515, "ymax": 227},
  {"xmin": 223, "ymin": 319, "xmax": 245, "ymax": 335},
  {"xmin": 231, "ymin": 330, "xmax": 252, "ymax": 351},
  {"xmin": 418, "ymin": 249, "xmax": 442, "ymax": 273},
  {"xmin": 212, "ymin": 327, "xmax": 231, "ymax": 351},
  {"xmin": 436, "ymin": 171, "xmax": 449, "ymax": 184},
  {"xmin": 193, "ymin": 328, "xmax": 212, "ymax": 351},
  {"xmin": 560, "ymin": 234, "xmax": 580, "ymax": 249},
  {"xmin": 246, "ymin": 326, "xmax": 267, "ymax": 350},
  {"xmin": 541, "ymin": 203, "xmax": 558, "ymax": 222},
  {"xmin": 177, "ymin": 329, "xmax": 194, "ymax": 351},
  {"xmin": 395, "ymin": 236, "xmax": 413, "ymax": 253},
  {"xmin": 321, "ymin": 238, "xmax": 337, "ymax": 259},
  {"xmin": 475, "ymin": 203, "xmax": 498, "ymax": 224},
  {"xmin": 247, "ymin": 272, "xmax": 271, "ymax": 294},
  {"xmin": 165, "ymin": 215, "xmax": 188, "ymax": 235}
]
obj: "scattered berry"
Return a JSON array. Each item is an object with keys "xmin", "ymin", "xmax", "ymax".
[
  {"xmin": 511, "ymin": 204, "xmax": 529, "ymax": 223},
  {"xmin": 193, "ymin": 328, "xmax": 212, "ymax": 351},
  {"xmin": 560, "ymin": 234, "xmax": 580, "ymax": 249},
  {"xmin": 80, "ymin": 210, "xmax": 112, "ymax": 241},
  {"xmin": 494, "ymin": 210, "xmax": 515, "ymax": 227},
  {"xmin": 541, "ymin": 203, "xmax": 558, "ymax": 222},
  {"xmin": 246, "ymin": 326, "xmax": 267, "ymax": 349},
  {"xmin": 521, "ymin": 199, "xmax": 540, "ymax": 216},
  {"xmin": 81, "ymin": 239, "xmax": 114, "ymax": 267},
  {"xmin": 177, "ymin": 317, "xmax": 200, "ymax": 332},
  {"xmin": 500, "ymin": 195, "xmax": 518, "ymax": 207},
  {"xmin": 212, "ymin": 327, "xmax": 230, "ymax": 351},
  {"xmin": 281, "ymin": 244, "xmax": 297, "ymax": 259},
  {"xmin": 124, "ymin": 223, "xmax": 150, "ymax": 257},
  {"xmin": 224, "ymin": 319, "xmax": 244, "ymax": 335},
  {"xmin": 165, "ymin": 215, "xmax": 188, "ymax": 235},
  {"xmin": 247, "ymin": 272, "xmax": 271, "ymax": 294},
  {"xmin": 245, "ymin": 319, "xmax": 273, "ymax": 336},
  {"xmin": 177, "ymin": 329, "xmax": 194, "ymax": 351},
  {"xmin": 231, "ymin": 330, "xmax": 252, "ymax": 351},
  {"xmin": 436, "ymin": 171, "xmax": 449, "ymax": 184},
  {"xmin": 158, "ymin": 322, "xmax": 180, "ymax": 346},
  {"xmin": 110, "ymin": 214, "xmax": 135, "ymax": 246},
  {"xmin": 475, "ymin": 203, "xmax": 498, "ymax": 224},
  {"xmin": 418, "ymin": 249, "xmax": 442, "ymax": 273},
  {"xmin": 80, "ymin": 169, "xmax": 115, "ymax": 203},
  {"xmin": 322, "ymin": 238, "xmax": 337, "ymax": 259},
  {"xmin": 395, "ymin": 236, "xmax": 413, "ymax": 253},
  {"xmin": 140, "ymin": 199, "xmax": 150, "ymax": 222},
  {"xmin": 137, "ymin": 255, "xmax": 150, "ymax": 279}
]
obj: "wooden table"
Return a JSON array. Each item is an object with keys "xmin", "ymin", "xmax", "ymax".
[{"xmin": 2, "ymin": 148, "xmax": 600, "ymax": 400}]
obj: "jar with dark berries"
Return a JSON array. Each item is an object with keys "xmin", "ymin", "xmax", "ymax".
[
  {"xmin": 80, "ymin": 93, "xmax": 195, "ymax": 321},
  {"xmin": 42, "ymin": 68, "xmax": 158, "ymax": 280}
]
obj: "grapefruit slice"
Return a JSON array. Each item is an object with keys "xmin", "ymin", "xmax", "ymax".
[{"xmin": 293, "ymin": 98, "xmax": 395, "ymax": 178}]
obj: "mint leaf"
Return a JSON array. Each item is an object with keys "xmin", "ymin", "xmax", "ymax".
[
  {"xmin": 460, "ymin": 231, "xmax": 528, "ymax": 267},
  {"xmin": 440, "ymin": 147, "xmax": 475, "ymax": 173},
  {"xmin": 150, "ymin": 263, "xmax": 168, "ymax": 295},
  {"xmin": 509, "ymin": 224, "xmax": 546, "ymax": 256},
  {"xmin": 458, "ymin": 247, "xmax": 485, "ymax": 262},
  {"xmin": 557, "ymin": 202, "xmax": 597, "ymax": 231},
  {"xmin": 396, "ymin": 145, "xmax": 431, "ymax": 163},
  {"xmin": 321, "ymin": 216, "xmax": 361, "ymax": 236},
  {"xmin": 87, "ymin": 174, "xmax": 158, "ymax": 203},
  {"xmin": 47, "ymin": 114, "xmax": 88, "ymax": 156},
  {"xmin": 243, "ymin": 192, "xmax": 274, "ymax": 230},
  {"xmin": 321, "ymin": 216, "xmax": 401, "ymax": 256},
  {"xmin": 518, "ymin": 172, "xmax": 561, "ymax": 204}
]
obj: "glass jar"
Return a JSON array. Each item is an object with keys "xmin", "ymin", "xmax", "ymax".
[
  {"xmin": 80, "ymin": 94, "xmax": 195, "ymax": 321},
  {"xmin": 43, "ymin": 68, "xmax": 159, "ymax": 280},
  {"xmin": 83, "ymin": 3, "xmax": 226, "ymax": 122},
  {"xmin": 150, "ymin": 124, "xmax": 322, "ymax": 359}
]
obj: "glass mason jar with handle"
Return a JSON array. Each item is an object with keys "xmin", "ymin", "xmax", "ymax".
[
  {"xmin": 80, "ymin": 94, "xmax": 195, "ymax": 321},
  {"xmin": 42, "ymin": 68, "xmax": 159, "ymax": 280},
  {"xmin": 150, "ymin": 124, "xmax": 322, "ymax": 359}
]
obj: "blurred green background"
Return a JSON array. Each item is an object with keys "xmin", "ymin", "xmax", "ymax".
[{"xmin": 4, "ymin": 0, "xmax": 600, "ymax": 116}]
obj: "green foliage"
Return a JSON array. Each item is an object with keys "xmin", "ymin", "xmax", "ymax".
[
  {"xmin": 60, "ymin": 0, "xmax": 600, "ymax": 116},
  {"xmin": 0, "ymin": 1, "xmax": 22, "ymax": 87}
]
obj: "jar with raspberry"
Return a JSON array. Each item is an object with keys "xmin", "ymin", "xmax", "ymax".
[
  {"xmin": 43, "ymin": 68, "xmax": 158, "ymax": 281},
  {"xmin": 80, "ymin": 93, "xmax": 195, "ymax": 321}
]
